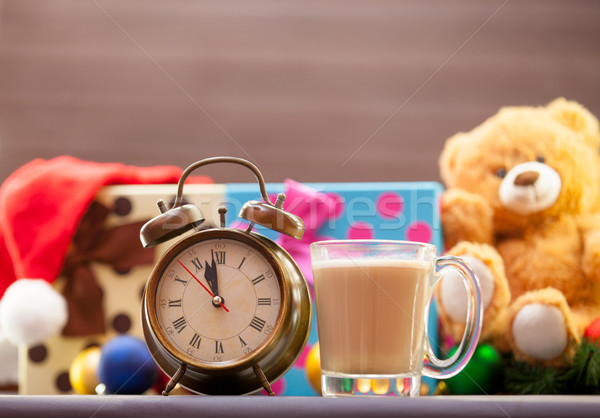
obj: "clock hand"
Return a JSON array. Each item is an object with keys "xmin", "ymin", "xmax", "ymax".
[
  {"xmin": 204, "ymin": 260, "xmax": 217, "ymax": 295},
  {"xmin": 177, "ymin": 259, "xmax": 229, "ymax": 312},
  {"xmin": 204, "ymin": 254, "xmax": 223, "ymax": 308},
  {"xmin": 210, "ymin": 249, "xmax": 219, "ymax": 297}
]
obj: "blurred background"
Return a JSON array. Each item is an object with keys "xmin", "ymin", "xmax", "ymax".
[{"xmin": 0, "ymin": 0, "xmax": 598, "ymax": 184}]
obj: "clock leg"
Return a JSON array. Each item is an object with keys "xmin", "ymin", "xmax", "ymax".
[
  {"xmin": 252, "ymin": 363, "xmax": 275, "ymax": 396},
  {"xmin": 162, "ymin": 363, "xmax": 187, "ymax": 396}
]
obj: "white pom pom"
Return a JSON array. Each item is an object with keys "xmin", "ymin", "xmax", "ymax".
[
  {"xmin": 0, "ymin": 279, "xmax": 68, "ymax": 346},
  {"xmin": 512, "ymin": 303, "xmax": 567, "ymax": 360},
  {"xmin": 0, "ymin": 331, "xmax": 18, "ymax": 386}
]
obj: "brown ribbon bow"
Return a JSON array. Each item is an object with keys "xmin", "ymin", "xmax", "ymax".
[{"xmin": 61, "ymin": 200, "xmax": 154, "ymax": 336}]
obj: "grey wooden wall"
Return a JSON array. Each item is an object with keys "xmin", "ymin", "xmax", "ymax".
[{"xmin": 0, "ymin": 0, "xmax": 598, "ymax": 184}]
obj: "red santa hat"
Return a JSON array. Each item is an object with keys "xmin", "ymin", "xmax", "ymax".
[{"xmin": 0, "ymin": 156, "xmax": 209, "ymax": 346}]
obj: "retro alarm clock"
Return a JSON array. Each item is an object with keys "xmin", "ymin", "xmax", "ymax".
[{"xmin": 139, "ymin": 156, "xmax": 311, "ymax": 396}]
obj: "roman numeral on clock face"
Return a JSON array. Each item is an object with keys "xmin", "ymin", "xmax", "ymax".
[
  {"xmin": 174, "ymin": 275, "xmax": 187, "ymax": 285},
  {"xmin": 249, "ymin": 316, "xmax": 266, "ymax": 332},
  {"xmin": 237, "ymin": 257, "xmax": 246, "ymax": 270},
  {"xmin": 238, "ymin": 336, "xmax": 247, "ymax": 347},
  {"xmin": 214, "ymin": 251, "xmax": 226, "ymax": 264},
  {"xmin": 257, "ymin": 297, "xmax": 271, "ymax": 306},
  {"xmin": 252, "ymin": 274, "xmax": 266, "ymax": 285},
  {"xmin": 168, "ymin": 299, "xmax": 182, "ymax": 307},
  {"xmin": 189, "ymin": 333, "xmax": 201, "ymax": 349},
  {"xmin": 172, "ymin": 316, "xmax": 187, "ymax": 333},
  {"xmin": 215, "ymin": 340, "xmax": 224, "ymax": 354},
  {"xmin": 191, "ymin": 257, "xmax": 204, "ymax": 272}
]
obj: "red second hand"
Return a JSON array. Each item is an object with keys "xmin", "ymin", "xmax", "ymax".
[{"xmin": 177, "ymin": 259, "xmax": 229, "ymax": 312}]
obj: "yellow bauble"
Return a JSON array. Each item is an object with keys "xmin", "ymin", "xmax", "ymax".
[
  {"xmin": 305, "ymin": 343, "xmax": 321, "ymax": 394},
  {"xmin": 69, "ymin": 346, "xmax": 101, "ymax": 395}
]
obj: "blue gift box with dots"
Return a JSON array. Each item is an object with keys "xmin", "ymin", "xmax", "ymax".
[{"xmin": 226, "ymin": 182, "xmax": 444, "ymax": 396}]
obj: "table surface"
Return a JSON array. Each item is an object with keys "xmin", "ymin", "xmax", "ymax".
[{"xmin": 2, "ymin": 395, "xmax": 600, "ymax": 418}]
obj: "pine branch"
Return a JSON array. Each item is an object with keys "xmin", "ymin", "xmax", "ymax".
[
  {"xmin": 564, "ymin": 338, "xmax": 600, "ymax": 393},
  {"xmin": 504, "ymin": 359, "xmax": 568, "ymax": 395},
  {"xmin": 504, "ymin": 339, "xmax": 600, "ymax": 395}
]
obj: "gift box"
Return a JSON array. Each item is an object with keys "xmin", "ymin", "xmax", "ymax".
[
  {"xmin": 227, "ymin": 182, "xmax": 443, "ymax": 244},
  {"xmin": 18, "ymin": 184, "xmax": 226, "ymax": 395}
]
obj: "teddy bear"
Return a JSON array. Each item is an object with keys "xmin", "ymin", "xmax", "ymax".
[{"xmin": 436, "ymin": 98, "xmax": 600, "ymax": 366}]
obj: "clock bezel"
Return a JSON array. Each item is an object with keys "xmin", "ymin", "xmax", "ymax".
[{"xmin": 144, "ymin": 227, "xmax": 291, "ymax": 373}]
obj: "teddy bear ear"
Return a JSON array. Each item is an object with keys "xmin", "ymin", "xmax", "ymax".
[{"xmin": 546, "ymin": 97, "xmax": 600, "ymax": 149}]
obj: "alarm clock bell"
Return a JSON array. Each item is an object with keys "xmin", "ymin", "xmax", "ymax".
[{"xmin": 140, "ymin": 157, "xmax": 303, "ymax": 248}]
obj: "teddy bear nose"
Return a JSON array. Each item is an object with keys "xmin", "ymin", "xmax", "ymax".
[{"xmin": 514, "ymin": 171, "xmax": 540, "ymax": 186}]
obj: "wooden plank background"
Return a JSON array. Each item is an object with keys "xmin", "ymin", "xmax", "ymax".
[{"xmin": 0, "ymin": 0, "xmax": 598, "ymax": 184}]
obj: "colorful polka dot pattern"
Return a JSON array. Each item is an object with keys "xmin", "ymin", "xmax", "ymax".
[
  {"xmin": 376, "ymin": 191, "xmax": 404, "ymax": 220},
  {"xmin": 407, "ymin": 220, "xmax": 433, "ymax": 243},
  {"xmin": 338, "ymin": 191, "xmax": 435, "ymax": 243}
]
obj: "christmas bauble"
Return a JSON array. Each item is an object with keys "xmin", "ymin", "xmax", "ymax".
[
  {"xmin": 97, "ymin": 335, "xmax": 159, "ymax": 394},
  {"xmin": 584, "ymin": 317, "xmax": 600, "ymax": 342},
  {"xmin": 305, "ymin": 343, "xmax": 321, "ymax": 394},
  {"xmin": 69, "ymin": 346, "xmax": 101, "ymax": 394}
]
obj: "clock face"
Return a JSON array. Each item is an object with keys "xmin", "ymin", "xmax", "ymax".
[{"xmin": 151, "ymin": 234, "xmax": 283, "ymax": 366}]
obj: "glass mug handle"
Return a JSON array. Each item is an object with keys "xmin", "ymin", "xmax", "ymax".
[{"xmin": 423, "ymin": 256, "xmax": 483, "ymax": 379}]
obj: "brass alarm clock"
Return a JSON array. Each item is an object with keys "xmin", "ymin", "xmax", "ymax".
[{"xmin": 139, "ymin": 157, "xmax": 311, "ymax": 396}]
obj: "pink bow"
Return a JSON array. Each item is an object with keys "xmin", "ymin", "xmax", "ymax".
[{"xmin": 276, "ymin": 179, "xmax": 338, "ymax": 286}]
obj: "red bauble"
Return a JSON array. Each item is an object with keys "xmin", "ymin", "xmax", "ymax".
[{"xmin": 584, "ymin": 317, "xmax": 600, "ymax": 342}]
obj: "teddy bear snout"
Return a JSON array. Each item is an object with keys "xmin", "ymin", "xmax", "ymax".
[
  {"xmin": 499, "ymin": 161, "xmax": 562, "ymax": 215},
  {"xmin": 513, "ymin": 171, "xmax": 540, "ymax": 187}
]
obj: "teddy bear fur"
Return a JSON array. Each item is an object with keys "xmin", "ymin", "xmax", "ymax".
[{"xmin": 437, "ymin": 98, "xmax": 600, "ymax": 365}]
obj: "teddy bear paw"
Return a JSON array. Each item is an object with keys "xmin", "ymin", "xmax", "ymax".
[
  {"xmin": 439, "ymin": 254, "xmax": 495, "ymax": 322},
  {"xmin": 511, "ymin": 303, "xmax": 568, "ymax": 361}
]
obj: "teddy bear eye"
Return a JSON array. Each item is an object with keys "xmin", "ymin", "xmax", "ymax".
[
  {"xmin": 495, "ymin": 167, "xmax": 507, "ymax": 178},
  {"xmin": 537, "ymin": 155, "xmax": 545, "ymax": 163}
]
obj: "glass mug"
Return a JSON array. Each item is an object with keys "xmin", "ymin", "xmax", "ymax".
[{"xmin": 310, "ymin": 240, "xmax": 483, "ymax": 397}]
